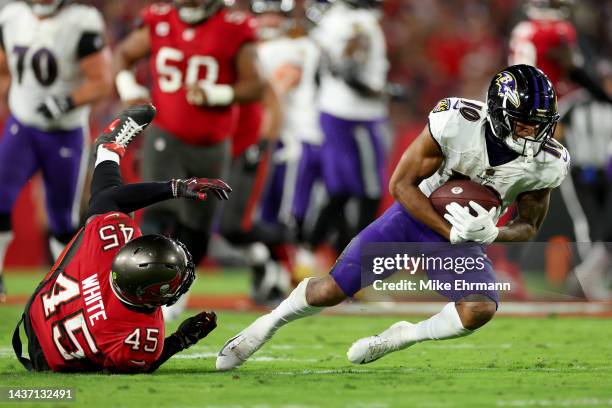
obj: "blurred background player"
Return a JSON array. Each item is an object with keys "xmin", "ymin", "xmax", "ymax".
[
  {"xmin": 0, "ymin": 0, "xmax": 113, "ymax": 302},
  {"xmin": 557, "ymin": 61, "xmax": 612, "ymax": 299},
  {"xmin": 254, "ymin": 0, "xmax": 326, "ymax": 287},
  {"xmin": 114, "ymin": 0, "xmax": 265, "ymax": 316},
  {"xmin": 309, "ymin": 0, "xmax": 390, "ymax": 255},
  {"xmin": 14, "ymin": 104, "xmax": 227, "ymax": 373},
  {"xmin": 509, "ymin": 0, "xmax": 612, "ymax": 295}
]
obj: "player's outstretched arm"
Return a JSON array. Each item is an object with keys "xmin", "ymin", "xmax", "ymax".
[
  {"xmin": 69, "ymin": 48, "xmax": 114, "ymax": 107},
  {"xmin": 389, "ymin": 125, "xmax": 450, "ymax": 239},
  {"xmin": 114, "ymin": 26, "xmax": 151, "ymax": 105},
  {"xmin": 147, "ymin": 312, "xmax": 218, "ymax": 373},
  {"xmin": 86, "ymin": 176, "xmax": 232, "ymax": 219},
  {"xmin": 496, "ymin": 188, "xmax": 551, "ymax": 242}
]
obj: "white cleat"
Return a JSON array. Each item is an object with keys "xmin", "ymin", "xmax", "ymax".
[
  {"xmin": 347, "ymin": 321, "xmax": 416, "ymax": 364},
  {"xmin": 216, "ymin": 315, "xmax": 275, "ymax": 371}
]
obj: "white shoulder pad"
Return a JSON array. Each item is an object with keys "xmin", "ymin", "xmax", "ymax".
[
  {"xmin": 0, "ymin": 2, "xmax": 27, "ymax": 24},
  {"xmin": 428, "ymin": 98, "xmax": 486, "ymax": 152},
  {"xmin": 64, "ymin": 4, "xmax": 105, "ymax": 33},
  {"xmin": 536, "ymin": 139, "xmax": 571, "ymax": 189}
]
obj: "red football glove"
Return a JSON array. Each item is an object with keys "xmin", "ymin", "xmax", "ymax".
[{"xmin": 171, "ymin": 178, "xmax": 232, "ymax": 201}]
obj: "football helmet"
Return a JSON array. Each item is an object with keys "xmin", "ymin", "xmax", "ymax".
[
  {"xmin": 28, "ymin": 0, "xmax": 66, "ymax": 17},
  {"xmin": 486, "ymin": 65, "xmax": 560, "ymax": 156},
  {"xmin": 110, "ymin": 235, "xmax": 196, "ymax": 309},
  {"xmin": 174, "ymin": 0, "xmax": 224, "ymax": 24},
  {"xmin": 525, "ymin": 0, "xmax": 574, "ymax": 20}
]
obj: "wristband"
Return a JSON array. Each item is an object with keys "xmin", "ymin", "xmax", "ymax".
[{"xmin": 201, "ymin": 84, "xmax": 234, "ymax": 106}]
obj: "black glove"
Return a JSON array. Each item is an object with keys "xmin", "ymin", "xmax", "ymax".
[
  {"xmin": 174, "ymin": 311, "xmax": 218, "ymax": 349},
  {"xmin": 171, "ymin": 177, "xmax": 232, "ymax": 201},
  {"xmin": 37, "ymin": 95, "xmax": 75, "ymax": 120}
]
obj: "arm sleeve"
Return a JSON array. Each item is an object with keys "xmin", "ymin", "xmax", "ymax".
[
  {"xmin": 146, "ymin": 334, "xmax": 184, "ymax": 373},
  {"xmin": 77, "ymin": 31, "xmax": 105, "ymax": 59},
  {"xmin": 427, "ymin": 98, "xmax": 456, "ymax": 157},
  {"xmin": 86, "ymin": 182, "xmax": 174, "ymax": 219}
]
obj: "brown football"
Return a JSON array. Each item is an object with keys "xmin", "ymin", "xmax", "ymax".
[{"xmin": 429, "ymin": 180, "xmax": 501, "ymax": 217}]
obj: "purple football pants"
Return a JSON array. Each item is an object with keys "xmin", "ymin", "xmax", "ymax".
[
  {"xmin": 0, "ymin": 115, "xmax": 86, "ymax": 235},
  {"xmin": 319, "ymin": 112, "xmax": 387, "ymax": 199},
  {"xmin": 330, "ymin": 202, "xmax": 500, "ymax": 305}
]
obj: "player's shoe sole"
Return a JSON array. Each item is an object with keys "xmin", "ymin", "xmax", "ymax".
[
  {"xmin": 94, "ymin": 104, "xmax": 156, "ymax": 158},
  {"xmin": 347, "ymin": 321, "xmax": 416, "ymax": 364},
  {"xmin": 216, "ymin": 315, "xmax": 275, "ymax": 371}
]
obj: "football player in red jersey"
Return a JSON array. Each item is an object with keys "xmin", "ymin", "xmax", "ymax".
[
  {"xmin": 12, "ymin": 104, "xmax": 231, "ymax": 373},
  {"xmin": 113, "ymin": 0, "xmax": 265, "ymax": 270},
  {"xmin": 509, "ymin": 0, "xmax": 612, "ymax": 102}
]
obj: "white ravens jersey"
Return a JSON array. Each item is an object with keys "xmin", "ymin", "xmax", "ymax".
[
  {"xmin": 311, "ymin": 2, "xmax": 388, "ymax": 120},
  {"xmin": 419, "ymin": 97, "xmax": 570, "ymax": 218},
  {"xmin": 0, "ymin": 2, "xmax": 105, "ymax": 130},
  {"xmin": 258, "ymin": 36, "xmax": 323, "ymax": 146}
]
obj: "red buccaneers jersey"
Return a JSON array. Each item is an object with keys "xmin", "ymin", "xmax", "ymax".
[
  {"xmin": 509, "ymin": 19, "xmax": 578, "ymax": 98},
  {"xmin": 232, "ymin": 101, "xmax": 263, "ymax": 158},
  {"xmin": 143, "ymin": 4, "xmax": 257, "ymax": 145},
  {"xmin": 28, "ymin": 212, "xmax": 164, "ymax": 373}
]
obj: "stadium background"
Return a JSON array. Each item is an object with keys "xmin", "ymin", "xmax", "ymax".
[
  {"xmin": 0, "ymin": 2, "xmax": 610, "ymax": 406},
  {"xmin": 3, "ymin": 0, "xmax": 611, "ymax": 269}
]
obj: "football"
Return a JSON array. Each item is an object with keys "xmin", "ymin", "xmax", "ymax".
[{"xmin": 429, "ymin": 179, "xmax": 501, "ymax": 216}]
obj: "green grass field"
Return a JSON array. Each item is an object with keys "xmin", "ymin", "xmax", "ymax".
[{"xmin": 1, "ymin": 270, "xmax": 611, "ymax": 408}]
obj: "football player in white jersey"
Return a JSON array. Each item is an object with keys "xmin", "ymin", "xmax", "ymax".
[
  {"xmin": 0, "ymin": 0, "xmax": 112, "ymax": 301},
  {"xmin": 216, "ymin": 65, "xmax": 570, "ymax": 370},
  {"xmin": 254, "ymin": 0, "xmax": 323, "ymax": 234},
  {"xmin": 307, "ymin": 0, "xmax": 389, "ymax": 254}
]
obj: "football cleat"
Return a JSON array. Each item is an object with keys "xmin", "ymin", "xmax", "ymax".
[
  {"xmin": 216, "ymin": 315, "xmax": 275, "ymax": 371},
  {"xmin": 94, "ymin": 104, "xmax": 156, "ymax": 159},
  {"xmin": 0, "ymin": 275, "xmax": 6, "ymax": 303},
  {"xmin": 347, "ymin": 321, "xmax": 415, "ymax": 364}
]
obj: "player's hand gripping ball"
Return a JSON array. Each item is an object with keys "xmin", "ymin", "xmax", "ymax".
[
  {"xmin": 171, "ymin": 178, "xmax": 232, "ymax": 201},
  {"xmin": 429, "ymin": 180, "xmax": 501, "ymax": 244}
]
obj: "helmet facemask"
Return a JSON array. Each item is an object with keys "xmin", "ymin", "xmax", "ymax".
[
  {"xmin": 488, "ymin": 105, "xmax": 559, "ymax": 157},
  {"xmin": 175, "ymin": 0, "xmax": 223, "ymax": 24}
]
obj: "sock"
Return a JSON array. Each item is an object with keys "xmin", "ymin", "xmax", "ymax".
[
  {"xmin": 409, "ymin": 302, "xmax": 471, "ymax": 342},
  {"xmin": 264, "ymin": 278, "xmax": 323, "ymax": 333},
  {"xmin": 0, "ymin": 231, "xmax": 13, "ymax": 277},
  {"xmin": 95, "ymin": 145, "xmax": 120, "ymax": 167}
]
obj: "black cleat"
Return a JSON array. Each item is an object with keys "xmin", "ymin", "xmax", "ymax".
[{"xmin": 94, "ymin": 104, "xmax": 156, "ymax": 158}]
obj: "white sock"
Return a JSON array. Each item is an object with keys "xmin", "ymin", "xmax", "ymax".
[
  {"xmin": 0, "ymin": 231, "xmax": 14, "ymax": 276},
  {"xmin": 409, "ymin": 302, "xmax": 471, "ymax": 343},
  {"xmin": 94, "ymin": 145, "xmax": 120, "ymax": 167},
  {"xmin": 265, "ymin": 278, "xmax": 323, "ymax": 332},
  {"xmin": 49, "ymin": 236, "xmax": 66, "ymax": 262}
]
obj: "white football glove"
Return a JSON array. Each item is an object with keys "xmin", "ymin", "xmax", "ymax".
[
  {"xmin": 444, "ymin": 201, "xmax": 499, "ymax": 245},
  {"xmin": 115, "ymin": 70, "xmax": 150, "ymax": 103}
]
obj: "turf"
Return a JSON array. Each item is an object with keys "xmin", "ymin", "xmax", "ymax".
[{"xmin": 1, "ymin": 271, "xmax": 611, "ymax": 408}]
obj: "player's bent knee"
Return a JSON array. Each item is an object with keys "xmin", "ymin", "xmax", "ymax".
[
  {"xmin": 455, "ymin": 294, "xmax": 497, "ymax": 330},
  {"xmin": 305, "ymin": 276, "xmax": 347, "ymax": 307}
]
